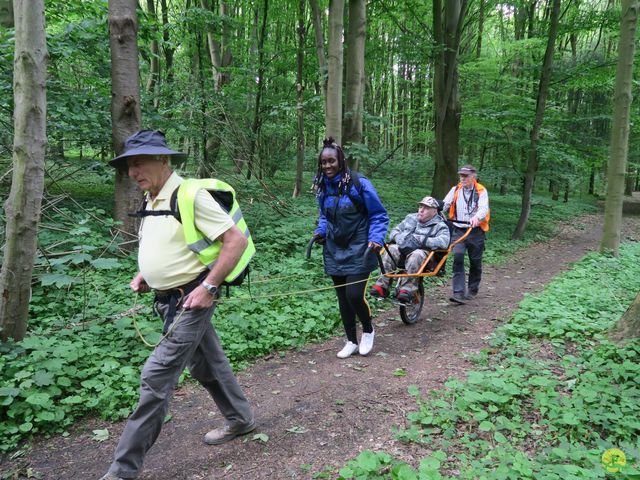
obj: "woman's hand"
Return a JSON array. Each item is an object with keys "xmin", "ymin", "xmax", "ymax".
[{"xmin": 368, "ymin": 241, "xmax": 382, "ymax": 253}]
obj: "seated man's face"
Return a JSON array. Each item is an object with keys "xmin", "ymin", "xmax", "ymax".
[{"xmin": 417, "ymin": 205, "xmax": 437, "ymax": 223}]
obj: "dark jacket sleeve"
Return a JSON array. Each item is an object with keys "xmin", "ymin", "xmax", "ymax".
[
  {"xmin": 314, "ymin": 194, "xmax": 327, "ymax": 238},
  {"xmin": 359, "ymin": 177, "xmax": 389, "ymax": 245}
]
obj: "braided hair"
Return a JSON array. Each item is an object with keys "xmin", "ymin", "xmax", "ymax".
[{"xmin": 312, "ymin": 137, "xmax": 352, "ymax": 195}]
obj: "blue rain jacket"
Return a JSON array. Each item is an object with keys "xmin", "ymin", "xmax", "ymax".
[{"xmin": 314, "ymin": 172, "xmax": 389, "ymax": 276}]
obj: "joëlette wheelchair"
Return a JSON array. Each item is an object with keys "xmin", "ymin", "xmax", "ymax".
[{"xmin": 375, "ymin": 221, "xmax": 472, "ymax": 324}]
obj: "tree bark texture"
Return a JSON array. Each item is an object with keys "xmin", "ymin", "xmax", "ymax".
[
  {"xmin": 293, "ymin": 0, "xmax": 305, "ymax": 197},
  {"xmin": 309, "ymin": 0, "xmax": 327, "ymax": 99},
  {"xmin": 326, "ymin": 0, "xmax": 344, "ymax": 143},
  {"xmin": 247, "ymin": 0, "xmax": 269, "ymax": 180},
  {"xmin": 512, "ymin": 0, "xmax": 561, "ymax": 240},
  {"xmin": 202, "ymin": 0, "xmax": 232, "ymax": 92},
  {"xmin": 600, "ymin": 0, "xmax": 638, "ymax": 254},
  {"xmin": 431, "ymin": 0, "xmax": 467, "ymax": 199},
  {"xmin": 609, "ymin": 291, "xmax": 640, "ymax": 342},
  {"xmin": 0, "ymin": 0, "xmax": 47, "ymax": 341},
  {"xmin": 109, "ymin": 0, "xmax": 142, "ymax": 240},
  {"xmin": 343, "ymin": 0, "xmax": 366, "ymax": 147}
]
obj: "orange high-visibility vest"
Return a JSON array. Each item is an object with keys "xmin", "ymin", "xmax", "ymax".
[{"xmin": 449, "ymin": 179, "xmax": 490, "ymax": 232}]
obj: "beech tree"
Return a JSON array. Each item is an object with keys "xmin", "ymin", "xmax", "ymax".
[
  {"xmin": 343, "ymin": 0, "xmax": 366, "ymax": 148},
  {"xmin": 109, "ymin": 0, "xmax": 142, "ymax": 240},
  {"xmin": 600, "ymin": 0, "xmax": 639, "ymax": 255},
  {"xmin": 431, "ymin": 0, "xmax": 468, "ymax": 198},
  {"xmin": 326, "ymin": 0, "xmax": 344, "ymax": 143},
  {"xmin": 0, "ymin": 0, "xmax": 47, "ymax": 341}
]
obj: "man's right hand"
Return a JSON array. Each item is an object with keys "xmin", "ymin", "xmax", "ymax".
[
  {"xmin": 313, "ymin": 233, "xmax": 326, "ymax": 245},
  {"xmin": 130, "ymin": 272, "xmax": 151, "ymax": 293}
]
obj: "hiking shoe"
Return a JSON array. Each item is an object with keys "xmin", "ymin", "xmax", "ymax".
[
  {"xmin": 369, "ymin": 284, "xmax": 388, "ymax": 299},
  {"xmin": 464, "ymin": 291, "xmax": 477, "ymax": 300},
  {"xmin": 449, "ymin": 294, "xmax": 466, "ymax": 305},
  {"xmin": 396, "ymin": 289, "xmax": 413, "ymax": 304},
  {"xmin": 204, "ymin": 419, "xmax": 256, "ymax": 445},
  {"xmin": 359, "ymin": 330, "xmax": 375, "ymax": 356},
  {"xmin": 98, "ymin": 474, "xmax": 126, "ymax": 480},
  {"xmin": 337, "ymin": 341, "xmax": 358, "ymax": 359}
]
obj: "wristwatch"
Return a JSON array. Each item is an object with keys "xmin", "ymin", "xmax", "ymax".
[{"xmin": 201, "ymin": 281, "xmax": 219, "ymax": 296}]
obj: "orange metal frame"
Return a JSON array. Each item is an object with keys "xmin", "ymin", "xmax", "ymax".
[{"xmin": 382, "ymin": 227, "xmax": 472, "ymax": 279}]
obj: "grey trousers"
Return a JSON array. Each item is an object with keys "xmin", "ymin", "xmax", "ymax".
[
  {"xmin": 108, "ymin": 302, "xmax": 253, "ymax": 479},
  {"xmin": 375, "ymin": 244, "xmax": 427, "ymax": 293}
]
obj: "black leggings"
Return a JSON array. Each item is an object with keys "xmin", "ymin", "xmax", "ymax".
[{"xmin": 331, "ymin": 273, "xmax": 373, "ymax": 344}]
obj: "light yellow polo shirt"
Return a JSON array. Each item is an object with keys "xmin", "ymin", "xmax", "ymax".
[{"xmin": 138, "ymin": 172, "xmax": 234, "ymax": 289}]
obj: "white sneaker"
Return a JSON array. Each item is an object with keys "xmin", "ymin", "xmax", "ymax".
[
  {"xmin": 359, "ymin": 330, "xmax": 375, "ymax": 356},
  {"xmin": 337, "ymin": 341, "xmax": 358, "ymax": 358}
]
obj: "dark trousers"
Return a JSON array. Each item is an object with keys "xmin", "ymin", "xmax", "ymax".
[
  {"xmin": 331, "ymin": 274, "xmax": 373, "ymax": 344},
  {"xmin": 451, "ymin": 227, "xmax": 485, "ymax": 296}
]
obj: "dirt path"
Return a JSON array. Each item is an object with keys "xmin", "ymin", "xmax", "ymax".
[{"xmin": 5, "ymin": 214, "xmax": 640, "ymax": 480}]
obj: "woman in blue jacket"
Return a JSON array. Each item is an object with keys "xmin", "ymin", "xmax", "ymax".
[{"xmin": 312, "ymin": 138, "xmax": 389, "ymax": 358}]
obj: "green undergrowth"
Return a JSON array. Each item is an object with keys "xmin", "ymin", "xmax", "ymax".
[
  {"xmin": 0, "ymin": 169, "xmax": 598, "ymax": 452},
  {"xmin": 328, "ymin": 242, "xmax": 640, "ymax": 479}
]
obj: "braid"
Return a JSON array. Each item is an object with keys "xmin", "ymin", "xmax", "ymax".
[{"xmin": 312, "ymin": 137, "xmax": 350, "ymax": 195}]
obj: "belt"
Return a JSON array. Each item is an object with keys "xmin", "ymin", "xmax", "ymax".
[{"xmin": 154, "ymin": 271, "xmax": 208, "ymax": 333}]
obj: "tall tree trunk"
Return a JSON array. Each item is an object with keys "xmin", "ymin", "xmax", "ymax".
[
  {"xmin": 512, "ymin": 0, "xmax": 561, "ymax": 240},
  {"xmin": 293, "ymin": 0, "xmax": 305, "ymax": 197},
  {"xmin": 247, "ymin": 0, "xmax": 268, "ymax": 180},
  {"xmin": 343, "ymin": 0, "xmax": 366, "ymax": 147},
  {"xmin": 609, "ymin": 291, "xmax": 640, "ymax": 342},
  {"xmin": 476, "ymin": 0, "xmax": 484, "ymax": 59},
  {"xmin": 326, "ymin": 0, "xmax": 344, "ymax": 143},
  {"xmin": 109, "ymin": 0, "xmax": 142, "ymax": 240},
  {"xmin": 601, "ymin": 0, "xmax": 639, "ymax": 254},
  {"xmin": 160, "ymin": 0, "xmax": 174, "ymax": 82},
  {"xmin": 624, "ymin": 167, "xmax": 635, "ymax": 195},
  {"xmin": 145, "ymin": 0, "xmax": 160, "ymax": 109},
  {"xmin": 309, "ymin": 0, "xmax": 327, "ymax": 99},
  {"xmin": 431, "ymin": 0, "xmax": 467, "ymax": 199},
  {"xmin": 0, "ymin": 0, "xmax": 47, "ymax": 342},
  {"xmin": 202, "ymin": 0, "xmax": 232, "ymax": 92}
]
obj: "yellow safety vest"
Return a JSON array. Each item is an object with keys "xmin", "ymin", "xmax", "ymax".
[{"xmin": 177, "ymin": 179, "xmax": 255, "ymax": 284}]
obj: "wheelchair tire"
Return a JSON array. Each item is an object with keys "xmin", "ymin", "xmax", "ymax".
[{"xmin": 399, "ymin": 280, "xmax": 425, "ymax": 325}]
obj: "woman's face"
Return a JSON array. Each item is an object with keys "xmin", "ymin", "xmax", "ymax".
[{"xmin": 320, "ymin": 149, "xmax": 340, "ymax": 179}]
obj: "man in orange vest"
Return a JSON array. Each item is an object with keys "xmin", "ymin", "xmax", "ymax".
[{"xmin": 442, "ymin": 165, "xmax": 490, "ymax": 304}]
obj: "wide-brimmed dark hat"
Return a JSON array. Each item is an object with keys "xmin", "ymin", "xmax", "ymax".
[{"xmin": 109, "ymin": 130, "xmax": 187, "ymax": 169}]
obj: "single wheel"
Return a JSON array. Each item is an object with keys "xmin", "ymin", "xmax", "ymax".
[{"xmin": 399, "ymin": 281, "xmax": 425, "ymax": 325}]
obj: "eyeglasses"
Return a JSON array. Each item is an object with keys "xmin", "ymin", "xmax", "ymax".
[{"xmin": 459, "ymin": 173, "xmax": 469, "ymax": 178}]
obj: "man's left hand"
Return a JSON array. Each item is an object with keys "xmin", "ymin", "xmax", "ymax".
[
  {"xmin": 182, "ymin": 286, "xmax": 217, "ymax": 310},
  {"xmin": 469, "ymin": 217, "xmax": 480, "ymax": 228}
]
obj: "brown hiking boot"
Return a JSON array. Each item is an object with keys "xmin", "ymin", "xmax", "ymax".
[{"xmin": 204, "ymin": 420, "xmax": 256, "ymax": 445}]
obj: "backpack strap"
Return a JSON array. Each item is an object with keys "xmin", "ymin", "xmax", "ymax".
[{"xmin": 127, "ymin": 187, "xmax": 181, "ymax": 221}]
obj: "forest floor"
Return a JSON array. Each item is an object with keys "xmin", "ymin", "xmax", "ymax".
[{"xmin": 3, "ymin": 212, "xmax": 640, "ymax": 480}]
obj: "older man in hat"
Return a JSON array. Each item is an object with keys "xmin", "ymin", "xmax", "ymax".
[
  {"xmin": 100, "ymin": 130, "xmax": 255, "ymax": 480},
  {"xmin": 370, "ymin": 195, "xmax": 450, "ymax": 304},
  {"xmin": 442, "ymin": 164, "xmax": 490, "ymax": 304}
]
